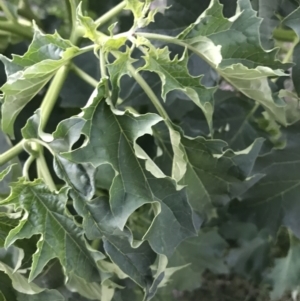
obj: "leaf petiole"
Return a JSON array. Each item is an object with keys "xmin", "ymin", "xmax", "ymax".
[
  {"xmin": 95, "ymin": 1, "xmax": 126, "ymax": 28},
  {"xmin": 71, "ymin": 63, "xmax": 98, "ymax": 88},
  {"xmin": 36, "ymin": 154, "xmax": 56, "ymax": 191},
  {"xmin": 22, "ymin": 155, "xmax": 35, "ymax": 180},
  {"xmin": 126, "ymin": 62, "xmax": 170, "ymax": 121}
]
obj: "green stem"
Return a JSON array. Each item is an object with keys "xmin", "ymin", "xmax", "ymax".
[
  {"xmin": 40, "ymin": 66, "xmax": 70, "ymax": 130},
  {"xmin": 282, "ymin": 37, "xmax": 299, "ymax": 64},
  {"xmin": 126, "ymin": 63, "xmax": 170, "ymax": 121},
  {"xmin": 22, "ymin": 155, "xmax": 35, "ymax": 180},
  {"xmin": 100, "ymin": 49, "xmax": 109, "ymax": 95},
  {"xmin": 36, "ymin": 154, "xmax": 56, "ymax": 191},
  {"xmin": 0, "ymin": 20, "xmax": 33, "ymax": 39},
  {"xmin": 273, "ymin": 27, "xmax": 296, "ymax": 42},
  {"xmin": 71, "ymin": 63, "xmax": 98, "ymax": 87},
  {"xmin": 69, "ymin": 0, "xmax": 78, "ymax": 41},
  {"xmin": 95, "ymin": 1, "xmax": 126, "ymax": 28},
  {"xmin": 0, "ymin": 141, "xmax": 24, "ymax": 166},
  {"xmin": 0, "ymin": 0, "xmax": 17, "ymax": 22}
]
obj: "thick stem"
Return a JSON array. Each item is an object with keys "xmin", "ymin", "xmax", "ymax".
[
  {"xmin": 69, "ymin": 0, "xmax": 79, "ymax": 42},
  {"xmin": 71, "ymin": 63, "xmax": 98, "ymax": 87},
  {"xmin": 273, "ymin": 28, "xmax": 295, "ymax": 42},
  {"xmin": 40, "ymin": 66, "xmax": 70, "ymax": 130},
  {"xmin": 0, "ymin": 141, "xmax": 24, "ymax": 166},
  {"xmin": 0, "ymin": 20, "xmax": 33, "ymax": 39},
  {"xmin": 95, "ymin": 1, "xmax": 126, "ymax": 28}
]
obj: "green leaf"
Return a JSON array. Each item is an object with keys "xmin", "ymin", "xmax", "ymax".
[
  {"xmin": 103, "ymin": 236, "xmax": 156, "ymax": 290},
  {"xmin": 0, "ymin": 165, "xmax": 15, "ymax": 182},
  {"xmin": 107, "ymin": 48, "xmax": 137, "ymax": 104},
  {"xmin": 63, "ymin": 98, "xmax": 197, "ymax": 257},
  {"xmin": 252, "ymin": 0, "xmax": 280, "ymax": 49},
  {"xmin": 0, "ymin": 213, "xmax": 18, "ymax": 247},
  {"xmin": 1, "ymin": 179, "xmax": 100, "ymax": 282},
  {"xmin": 267, "ymin": 232, "xmax": 300, "ymax": 300},
  {"xmin": 282, "ymin": 7, "xmax": 300, "ymax": 97},
  {"xmin": 0, "ymin": 27, "xmax": 79, "ymax": 138},
  {"xmin": 125, "ymin": 0, "xmax": 156, "ymax": 28},
  {"xmin": 153, "ymin": 121, "xmax": 264, "ymax": 219},
  {"xmin": 165, "ymin": 229, "xmax": 228, "ymax": 291},
  {"xmin": 0, "ymin": 129, "xmax": 22, "ymax": 198},
  {"xmin": 76, "ymin": 5, "xmax": 127, "ymax": 51},
  {"xmin": 41, "ymin": 113, "xmax": 161, "ymax": 297},
  {"xmin": 231, "ymin": 121, "xmax": 300, "ymax": 237},
  {"xmin": 139, "ymin": 47, "xmax": 216, "ymax": 132},
  {"xmin": 0, "ymin": 261, "xmax": 65, "ymax": 300},
  {"xmin": 220, "ymin": 221, "xmax": 270, "ymax": 279},
  {"xmin": 176, "ymin": 0, "xmax": 294, "ymax": 125}
]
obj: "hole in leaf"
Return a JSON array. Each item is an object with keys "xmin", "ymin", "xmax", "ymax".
[{"xmin": 71, "ymin": 134, "xmax": 86, "ymax": 151}]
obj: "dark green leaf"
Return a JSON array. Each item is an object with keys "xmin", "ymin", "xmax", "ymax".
[
  {"xmin": 1, "ymin": 179, "xmax": 101, "ymax": 282},
  {"xmin": 63, "ymin": 98, "xmax": 197, "ymax": 257}
]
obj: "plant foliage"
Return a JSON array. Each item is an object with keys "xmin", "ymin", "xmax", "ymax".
[{"xmin": 1, "ymin": 0, "xmax": 300, "ymax": 300}]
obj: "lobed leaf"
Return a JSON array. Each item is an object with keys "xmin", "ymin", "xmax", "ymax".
[
  {"xmin": 176, "ymin": 0, "xmax": 295, "ymax": 125},
  {"xmin": 0, "ymin": 27, "xmax": 79, "ymax": 138},
  {"xmin": 1, "ymin": 179, "xmax": 101, "ymax": 282},
  {"xmin": 63, "ymin": 94, "xmax": 197, "ymax": 257}
]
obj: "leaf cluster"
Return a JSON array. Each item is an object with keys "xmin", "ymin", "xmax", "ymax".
[{"xmin": 0, "ymin": 0, "xmax": 300, "ymax": 300}]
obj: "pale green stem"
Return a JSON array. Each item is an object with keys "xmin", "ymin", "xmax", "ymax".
[
  {"xmin": 36, "ymin": 154, "xmax": 56, "ymax": 191},
  {"xmin": 282, "ymin": 37, "xmax": 299, "ymax": 64},
  {"xmin": 0, "ymin": 0, "xmax": 17, "ymax": 22},
  {"xmin": 40, "ymin": 66, "xmax": 70, "ymax": 130},
  {"xmin": 0, "ymin": 20, "xmax": 33, "ymax": 39},
  {"xmin": 95, "ymin": 1, "xmax": 126, "ymax": 28},
  {"xmin": 27, "ymin": 139, "xmax": 55, "ymax": 156},
  {"xmin": 22, "ymin": 155, "xmax": 35, "ymax": 180},
  {"xmin": 68, "ymin": 0, "xmax": 77, "ymax": 36},
  {"xmin": 126, "ymin": 63, "xmax": 170, "ymax": 121},
  {"xmin": 100, "ymin": 49, "xmax": 109, "ymax": 95},
  {"xmin": 71, "ymin": 63, "xmax": 98, "ymax": 87},
  {"xmin": 0, "ymin": 141, "xmax": 24, "ymax": 166},
  {"xmin": 78, "ymin": 44, "xmax": 95, "ymax": 54}
]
